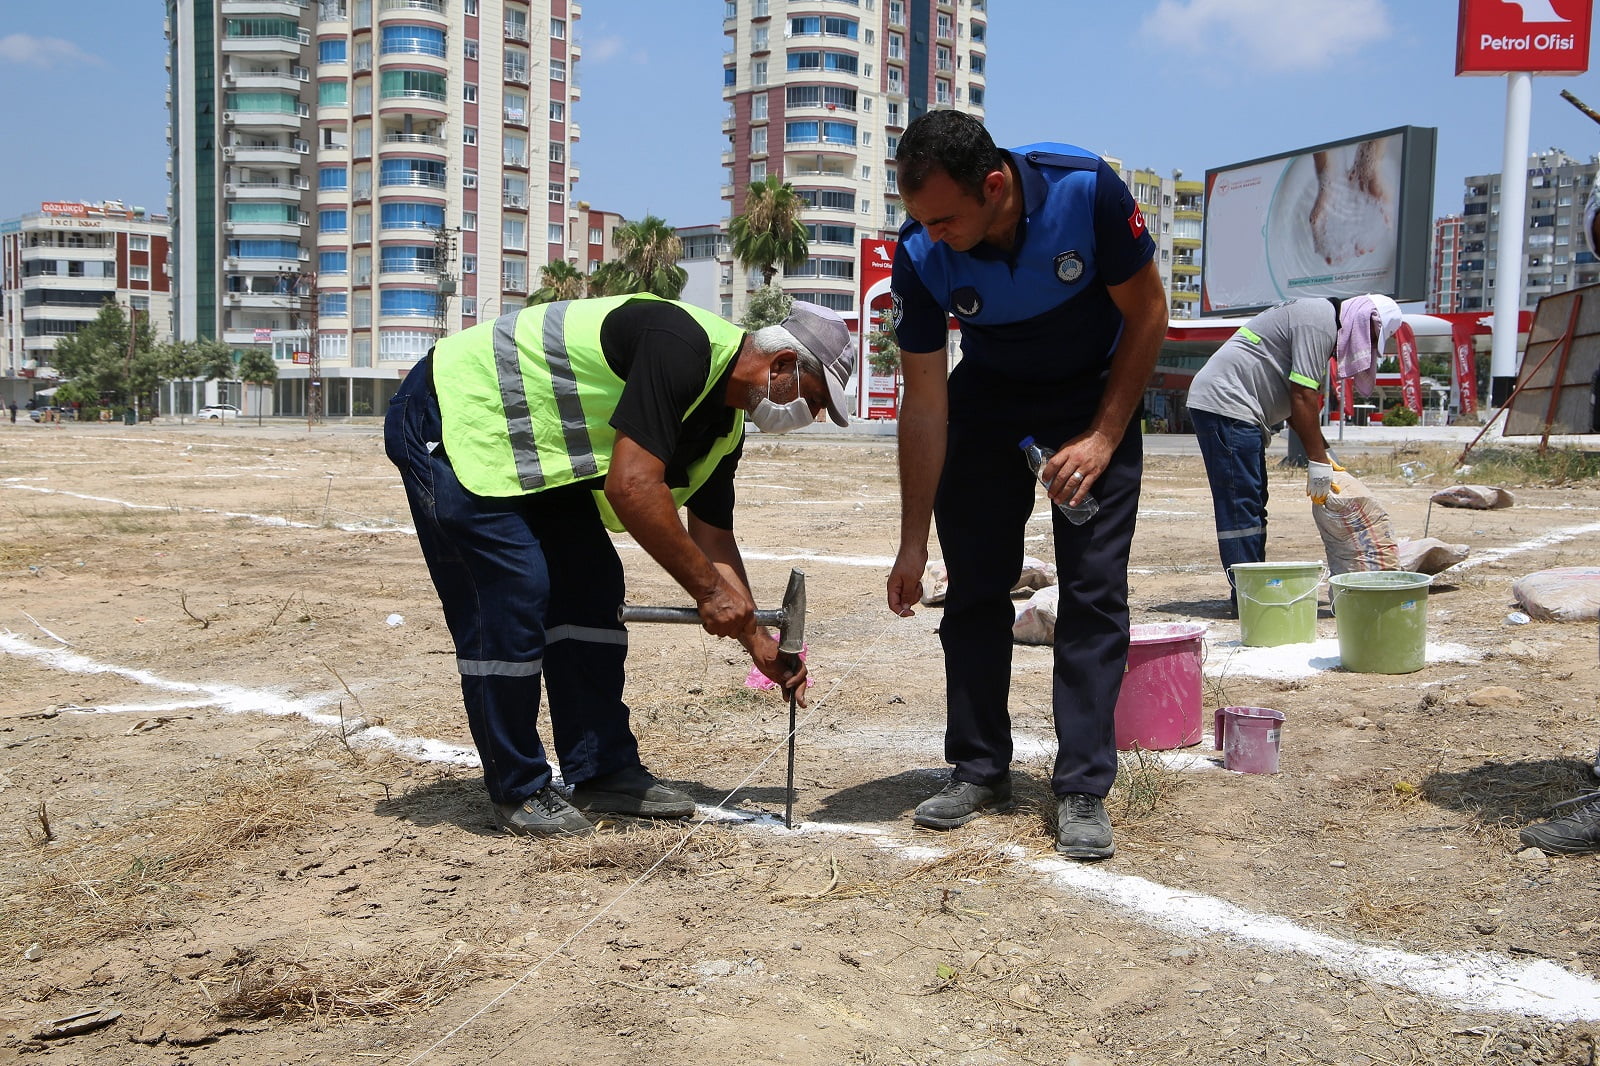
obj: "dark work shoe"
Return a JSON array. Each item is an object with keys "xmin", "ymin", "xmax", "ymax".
[
  {"xmin": 1056, "ymin": 793, "xmax": 1115, "ymax": 860},
  {"xmin": 569, "ymin": 765, "xmax": 698, "ymax": 818},
  {"xmin": 1519, "ymin": 793, "xmax": 1600, "ymax": 855},
  {"xmin": 913, "ymin": 777, "xmax": 1015, "ymax": 830},
  {"xmin": 494, "ymin": 786, "xmax": 595, "ymax": 838}
]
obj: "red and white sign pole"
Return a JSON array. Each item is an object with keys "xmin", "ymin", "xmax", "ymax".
[{"xmin": 1455, "ymin": 0, "xmax": 1593, "ymax": 406}]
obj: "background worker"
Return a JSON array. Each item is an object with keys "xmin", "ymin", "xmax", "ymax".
[
  {"xmin": 1185, "ymin": 294, "xmax": 1402, "ymax": 613},
  {"xmin": 885, "ymin": 110, "xmax": 1168, "ymax": 860},
  {"xmin": 385, "ymin": 295, "xmax": 854, "ymax": 838}
]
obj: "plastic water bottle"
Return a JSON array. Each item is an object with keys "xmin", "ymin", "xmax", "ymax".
[{"xmin": 1019, "ymin": 436, "xmax": 1099, "ymax": 525}]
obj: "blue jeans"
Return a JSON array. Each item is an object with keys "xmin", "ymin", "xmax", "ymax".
[
  {"xmin": 384, "ymin": 360, "xmax": 639, "ymax": 807},
  {"xmin": 1190, "ymin": 409, "xmax": 1270, "ymax": 590}
]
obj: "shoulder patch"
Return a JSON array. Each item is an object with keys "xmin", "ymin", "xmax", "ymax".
[
  {"xmin": 1053, "ymin": 251, "xmax": 1084, "ymax": 284},
  {"xmin": 1127, "ymin": 206, "xmax": 1148, "ymax": 240},
  {"xmin": 886, "ymin": 290, "xmax": 904, "ymax": 331}
]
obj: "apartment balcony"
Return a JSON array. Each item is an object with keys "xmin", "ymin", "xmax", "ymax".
[
  {"xmin": 721, "ymin": 184, "xmax": 735, "ymax": 200},
  {"xmin": 226, "ymin": 142, "xmax": 306, "ymax": 165},
  {"xmin": 504, "ymin": 21, "xmax": 529, "ymax": 42},
  {"xmin": 570, "ymin": 0, "xmax": 582, "ymax": 17},
  {"xmin": 18, "ymin": 244, "xmax": 114, "ymax": 264},
  {"xmin": 226, "ymin": 177, "xmax": 310, "ymax": 198},
  {"xmin": 225, "ymin": 107, "xmax": 307, "ymax": 131},
  {"xmin": 722, "ymin": 112, "xmax": 737, "ymax": 134},
  {"xmin": 220, "ymin": 31, "xmax": 308, "ymax": 58},
  {"xmin": 378, "ymin": 0, "xmax": 446, "ymax": 22},
  {"xmin": 1172, "ymin": 261, "xmax": 1200, "ymax": 276},
  {"xmin": 500, "ymin": 273, "xmax": 529, "ymax": 295},
  {"xmin": 569, "ymin": 122, "xmax": 580, "ymax": 142},
  {"xmin": 568, "ymin": 163, "xmax": 580, "ymax": 182},
  {"xmin": 504, "ymin": 66, "xmax": 532, "ymax": 86},
  {"xmin": 721, "ymin": 150, "xmax": 736, "ymax": 166},
  {"xmin": 225, "ymin": 67, "xmax": 307, "ymax": 91},
  {"xmin": 223, "ymin": 219, "xmax": 303, "ymax": 239},
  {"xmin": 224, "ymin": 251, "xmax": 310, "ymax": 275},
  {"xmin": 224, "ymin": 290, "xmax": 307, "ymax": 312},
  {"xmin": 220, "ymin": 0, "xmax": 307, "ymax": 19},
  {"xmin": 379, "ymin": 91, "xmax": 447, "ymax": 118},
  {"xmin": 381, "ymin": 130, "xmax": 447, "ymax": 155}
]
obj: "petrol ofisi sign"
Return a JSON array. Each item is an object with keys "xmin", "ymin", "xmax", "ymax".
[{"xmin": 1456, "ymin": 0, "xmax": 1592, "ymax": 75}]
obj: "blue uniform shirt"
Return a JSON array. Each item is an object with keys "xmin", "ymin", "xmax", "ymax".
[{"xmin": 890, "ymin": 144, "xmax": 1155, "ymax": 386}]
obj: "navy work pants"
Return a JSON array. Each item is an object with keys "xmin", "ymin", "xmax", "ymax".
[
  {"xmin": 384, "ymin": 360, "xmax": 638, "ymax": 808},
  {"xmin": 933, "ymin": 383, "xmax": 1142, "ymax": 800},
  {"xmin": 1189, "ymin": 409, "xmax": 1270, "ymax": 586}
]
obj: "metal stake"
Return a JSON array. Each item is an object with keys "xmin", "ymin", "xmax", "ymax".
[{"xmin": 784, "ymin": 687, "xmax": 798, "ymax": 830}]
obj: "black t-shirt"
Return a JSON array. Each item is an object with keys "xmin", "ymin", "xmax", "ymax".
[{"xmin": 601, "ymin": 300, "xmax": 743, "ymax": 530}]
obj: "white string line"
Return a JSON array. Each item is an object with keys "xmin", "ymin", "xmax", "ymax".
[{"xmin": 400, "ymin": 613, "xmax": 900, "ymax": 1066}]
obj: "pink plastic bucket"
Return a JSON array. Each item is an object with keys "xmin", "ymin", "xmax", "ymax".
[
  {"xmin": 1112, "ymin": 623, "xmax": 1206, "ymax": 751},
  {"xmin": 1213, "ymin": 706, "xmax": 1285, "ymax": 774}
]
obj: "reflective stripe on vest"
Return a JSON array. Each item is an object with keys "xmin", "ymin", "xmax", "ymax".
[{"xmin": 433, "ymin": 294, "xmax": 746, "ymax": 531}]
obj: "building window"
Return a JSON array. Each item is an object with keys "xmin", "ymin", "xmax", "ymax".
[
  {"xmin": 503, "ymin": 174, "xmax": 528, "ymax": 206},
  {"xmin": 753, "ymin": 26, "xmax": 767, "ymax": 50},
  {"xmin": 319, "ymin": 292, "xmax": 348, "ymax": 316},
  {"xmin": 548, "ymin": 223, "xmax": 564, "ymax": 244},
  {"xmin": 464, "ymin": 83, "xmax": 478, "ymax": 102},
  {"xmin": 550, "ymin": 17, "xmax": 565, "ymax": 39},
  {"xmin": 548, "ymin": 182, "xmax": 565, "ymax": 204},
  {"xmin": 130, "ymin": 235, "xmax": 151, "ymax": 252},
  {"xmin": 319, "ymin": 208, "xmax": 347, "ymax": 232},
  {"xmin": 319, "ymin": 166, "xmax": 348, "ymax": 190},
  {"xmin": 751, "ymin": 127, "xmax": 767, "ymax": 154},
  {"xmin": 504, "ymin": 217, "xmax": 527, "ymax": 250},
  {"xmin": 461, "ymin": 254, "xmax": 477, "ymax": 274},
  {"xmin": 588, "ymin": 226, "xmax": 603, "ymax": 244},
  {"xmin": 463, "ymin": 168, "xmax": 478, "ymax": 188},
  {"xmin": 550, "ymin": 99, "xmax": 565, "ymax": 122},
  {"xmin": 461, "ymin": 296, "xmax": 477, "ymax": 317},
  {"xmin": 969, "ymin": 86, "xmax": 985, "ymax": 107},
  {"xmin": 463, "ymin": 0, "xmax": 476, "ymax": 13},
  {"xmin": 129, "ymin": 265, "xmax": 151, "ymax": 282},
  {"xmin": 550, "ymin": 59, "xmax": 566, "ymax": 81},
  {"xmin": 319, "ymin": 250, "xmax": 349, "ymax": 273},
  {"xmin": 751, "ymin": 160, "xmax": 767, "ymax": 182},
  {"xmin": 320, "ymin": 39, "xmax": 347, "ymax": 64},
  {"xmin": 463, "ymin": 126, "xmax": 477, "ymax": 144},
  {"xmin": 751, "ymin": 92, "xmax": 768, "ymax": 120},
  {"xmin": 752, "ymin": 60, "xmax": 766, "ymax": 85},
  {"xmin": 549, "ymin": 143, "xmax": 565, "ymax": 163},
  {"xmin": 464, "ymin": 39, "xmax": 478, "ymax": 59},
  {"xmin": 461, "ymin": 211, "xmax": 477, "ymax": 230}
]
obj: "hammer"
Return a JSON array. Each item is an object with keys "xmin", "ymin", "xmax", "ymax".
[{"xmin": 620, "ymin": 569, "xmax": 807, "ymax": 828}]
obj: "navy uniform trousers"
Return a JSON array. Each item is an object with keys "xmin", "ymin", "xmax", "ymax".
[
  {"xmin": 384, "ymin": 359, "xmax": 639, "ymax": 808},
  {"xmin": 933, "ymin": 389, "xmax": 1142, "ymax": 800}
]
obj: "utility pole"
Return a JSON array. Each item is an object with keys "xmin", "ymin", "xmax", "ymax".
[
  {"xmin": 431, "ymin": 225, "xmax": 458, "ymax": 342},
  {"xmin": 125, "ymin": 306, "xmax": 140, "ymax": 424},
  {"xmin": 282, "ymin": 267, "xmax": 320, "ymax": 427}
]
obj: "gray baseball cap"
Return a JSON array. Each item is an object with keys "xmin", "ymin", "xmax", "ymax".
[{"xmin": 781, "ymin": 300, "xmax": 854, "ymax": 426}]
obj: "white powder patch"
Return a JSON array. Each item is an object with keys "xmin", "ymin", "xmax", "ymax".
[{"xmin": 1205, "ymin": 637, "xmax": 1480, "ymax": 680}]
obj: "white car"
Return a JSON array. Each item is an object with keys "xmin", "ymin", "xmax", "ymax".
[{"xmin": 199, "ymin": 404, "xmax": 240, "ymax": 420}]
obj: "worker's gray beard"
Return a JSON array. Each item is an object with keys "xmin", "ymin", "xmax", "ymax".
[{"xmin": 741, "ymin": 383, "xmax": 770, "ymax": 415}]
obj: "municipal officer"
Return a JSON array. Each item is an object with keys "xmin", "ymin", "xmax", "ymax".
[
  {"xmin": 386, "ymin": 294, "xmax": 855, "ymax": 838},
  {"xmin": 885, "ymin": 110, "xmax": 1168, "ymax": 860}
]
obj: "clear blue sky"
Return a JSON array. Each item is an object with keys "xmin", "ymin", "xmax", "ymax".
[{"xmin": 3, "ymin": 1, "xmax": 1597, "ymax": 231}]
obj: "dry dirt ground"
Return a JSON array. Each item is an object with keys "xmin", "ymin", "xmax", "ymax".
[{"xmin": 1, "ymin": 418, "xmax": 1598, "ymax": 1066}]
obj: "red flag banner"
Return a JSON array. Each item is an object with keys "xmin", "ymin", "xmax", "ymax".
[
  {"xmin": 1395, "ymin": 322, "xmax": 1423, "ymax": 415},
  {"xmin": 1451, "ymin": 321, "xmax": 1478, "ymax": 415}
]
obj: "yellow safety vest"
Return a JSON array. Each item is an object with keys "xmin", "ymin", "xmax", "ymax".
[{"xmin": 432, "ymin": 294, "xmax": 746, "ymax": 532}]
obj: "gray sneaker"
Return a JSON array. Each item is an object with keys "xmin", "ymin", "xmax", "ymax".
[
  {"xmin": 494, "ymin": 785, "xmax": 595, "ymax": 838},
  {"xmin": 569, "ymin": 765, "xmax": 698, "ymax": 818},
  {"xmin": 913, "ymin": 777, "xmax": 1015, "ymax": 829},
  {"xmin": 1056, "ymin": 793, "xmax": 1114, "ymax": 860},
  {"xmin": 1519, "ymin": 792, "xmax": 1600, "ymax": 855}
]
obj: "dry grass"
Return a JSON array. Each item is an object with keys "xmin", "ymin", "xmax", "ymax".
[
  {"xmin": 521, "ymin": 820, "xmax": 747, "ymax": 876},
  {"xmin": 199, "ymin": 940, "xmax": 493, "ymax": 1021},
  {"xmin": 1, "ymin": 762, "xmax": 346, "ymax": 954}
]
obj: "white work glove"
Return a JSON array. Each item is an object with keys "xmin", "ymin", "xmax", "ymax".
[{"xmin": 1306, "ymin": 460, "xmax": 1343, "ymax": 506}]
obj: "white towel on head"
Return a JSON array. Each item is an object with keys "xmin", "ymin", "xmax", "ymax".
[{"xmin": 1334, "ymin": 294, "xmax": 1403, "ymax": 395}]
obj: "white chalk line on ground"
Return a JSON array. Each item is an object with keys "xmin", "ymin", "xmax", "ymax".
[
  {"xmin": 4, "ymin": 631, "xmax": 1596, "ymax": 1024},
  {"xmin": 0, "ymin": 482, "xmax": 413, "ymax": 535}
]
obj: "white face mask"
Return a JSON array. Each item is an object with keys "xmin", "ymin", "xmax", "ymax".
[{"xmin": 750, "ymin": 367, "xmax": 814, "ymax": 434}]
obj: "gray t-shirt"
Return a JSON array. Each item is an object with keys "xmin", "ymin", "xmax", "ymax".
[{"xmin": 1186, "ymin": 298, "xmax": 1337, "ymax": 431}]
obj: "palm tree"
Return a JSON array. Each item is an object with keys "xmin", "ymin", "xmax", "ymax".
[
  {"xmin": 527, "ymin": 260, "xmax": 587, "ymax": 306},
  {"xmin": 612, "ymin": 215, "xmax": 687, "ymax": 300},
  {"xmin": 729, "ymin": 175, "xmax": 809, "ymax": 288},
  {"xmin": 584, "ymin": 260, "xmax": 634, "ymax": 298}
]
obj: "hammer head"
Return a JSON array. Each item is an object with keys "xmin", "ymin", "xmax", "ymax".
[{"xmin": 777, "ymin": 568, "xmax": 806, "ymax": 657}]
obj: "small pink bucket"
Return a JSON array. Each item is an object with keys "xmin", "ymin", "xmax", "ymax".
[
  {"xmin": 1213, "ymin": 707, "xmax": 1285, "ymax": 774},
  {"xmin": 1112, "ymin": 623, "xmax": 1206, "ymax": 751}
]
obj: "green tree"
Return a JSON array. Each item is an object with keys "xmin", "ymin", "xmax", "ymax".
[
  {"xmin": 739, "ymin": 284, "xmax": 793, "ymax": 331},
  {"xmin": 51, "ymin": 301, "xmax": 159, "ymax": 413},
  {"xmin": 612, "ymin": 214, "xmax": 687, "ymax": 300},
  {"xmin": 584, "ymin": 260, "xmax": 633, "ymax": 298},
  {"xmin": 237, "ymin": 349, "xmax": 279, "ymax": 425},
  {"xmin": 527, "ymin": 260, "xmax": 587, "ymax": 306},
  {"xmin": 729, "ymin": 176, "xmax": 809, "ymax": 288},
  {"xmin": 155, "ymin": 339, "xmax": 236, "ymax": 421}
]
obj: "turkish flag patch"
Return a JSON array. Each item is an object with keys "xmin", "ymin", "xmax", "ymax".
[{"xmin": 1127, "ymin": 207, "xmax": 1147, "ymax": 239}]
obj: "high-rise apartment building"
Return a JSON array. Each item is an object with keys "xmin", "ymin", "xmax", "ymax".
[
  {"xmin": 1428, "ymin": 214, "xmax": 1466, "ymax": 314},
  {"xmin": 166, "ymin": 0, "xmax": 582, "ymax": 417},
  {"xmin": 720, "ymin": 0, "xmax": 988, "ymax": 325},
  {"xmin": 1, "ymin": 201, "xmax": 173, "ymax": 408},
  {"xmin": 1454, "ymin": 149, "xmax": 1600, "ymax": 314},
  {"xmin": 1117, "ymin": 166, "xmax": 1204, "ymax": 320}
]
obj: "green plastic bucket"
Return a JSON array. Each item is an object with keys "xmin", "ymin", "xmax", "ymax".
[
  {"xmin": 1230, "ymin": 561, "xmax": 1323, "ymax": 647},
  {"xmin": 1329, "ymin": 571, "xmax": 1431, "ymax": 674}
]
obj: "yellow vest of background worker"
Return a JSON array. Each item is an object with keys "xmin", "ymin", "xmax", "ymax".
[{"xmin": 431, "ymin": 294, "xmax": 746, "ymax": 532}]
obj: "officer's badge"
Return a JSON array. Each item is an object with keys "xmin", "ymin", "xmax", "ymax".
[
  {"xmin": 951, "ymin": 286, "xmax": 982, "ymax": 317},
  {"xmin": 1054, "ymin": 251, "xmax": 1084, "ymax": 284},
  {"xmin": 886, "ymin": 290, "xmax": 903, "ymax": 330}
]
